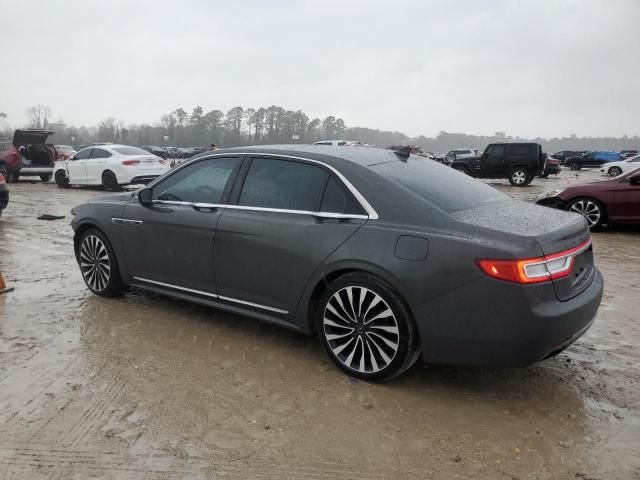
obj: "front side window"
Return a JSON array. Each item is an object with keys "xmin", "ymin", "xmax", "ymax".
[
  {"xmin": 90, "ymin": 148, "xmax": 112, "ymax": 159},
  {"xmin": 153, "ymin": 157, "xmax": 240, "ymax": 203},
  {"xmin": 486, "ymin": 145, "xmax": 506, "ymax": 158},
  {"xmin": 74, "ymin": 148, "xmax": 93, "ymax": 160},
  {"xmin": 113, "ymin": 147, "xmax": 150, "ymax": 156},
  {"xmin": 239, "ymin": 158, "xmax": 328, "ymax": 211}
]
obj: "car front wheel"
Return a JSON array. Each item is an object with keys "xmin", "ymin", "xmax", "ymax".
[
  {"xmin": 77, "ymin": 228, "xmax": 124, "ymax": 296},
  {"xmin": 566, "ymin": 197, "xmax": 606, "ymax": 229},
  {"xmin": 317, "ymin": 272, "xmax": 420, "ymax": 382},
  {"xmin": 509, "ymin": 167, "xmax": 531, "ymax": 186},
  {"xmin": 569, "ymin": 162, "xmax": 581, "ymax": 171},
  {"xmin": 608, "ymin": 166, "xmax": 622, "ymax": 176},
  {"xmin": 55, "ymin": 170, "xmax": 70, "ymax": 188}
]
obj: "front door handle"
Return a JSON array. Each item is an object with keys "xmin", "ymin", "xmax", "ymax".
[{"xmin": 192, "ymin": 203, "xmax": 218, "ymax": 213}]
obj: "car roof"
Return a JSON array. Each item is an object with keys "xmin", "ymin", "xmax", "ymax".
[{"xmin": 217, "ymin": 144, "xmax": 401, "ymax": 168}]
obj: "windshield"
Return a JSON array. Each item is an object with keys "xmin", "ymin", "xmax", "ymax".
[
  {"xmin": 113, "ymin": 147, "xmax": 152, "ymax": 156},
  {"xmin": 371, "ymin": 157, "xmax": 507, "ymax": 213}
]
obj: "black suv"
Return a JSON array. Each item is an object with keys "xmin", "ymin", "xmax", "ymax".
[{"xmin": 451, "ymin": 143, "xmax": 546, "ymax": 186}]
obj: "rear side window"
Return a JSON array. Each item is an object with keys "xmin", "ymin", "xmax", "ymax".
[
  {"xmin": 372, "ymin": 158, "xmax": 506, "ymax": 214},
  {"xmin": 113, "ymin": 147, "xmax": 150, "ymax": 156},
  {"xmin": 320, "ymin": 176, "xmax": 365, "ymax": 215},
  {"xmin": 239, "ymin": 158, "xmax": 328, "ymax": 211},
  {"xmin": 507, "ymin": 145, "xmax": 531, "ymax": 156},
  {"xmin": 154, "ymin": 157, "xmax": 240, "ymax": 203}
]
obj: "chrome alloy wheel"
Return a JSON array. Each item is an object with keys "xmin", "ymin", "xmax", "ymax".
[
  {"xmin": 570, "ymin": 200, "xmax": 601, "ymax": 227},
  {"xmin": 511, "ymin": 170, "xmax": 527, "ymax": 185},
  {"xmin": 323, "ymin": 286, "xmax": 400, "ymax": 374},
  {"xmin": 79, "ymin": 235, "xmax": 111, "ymax": 291}
]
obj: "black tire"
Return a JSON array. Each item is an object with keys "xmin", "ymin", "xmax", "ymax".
[
  {"xmin": 0, "ymin": 164, "xmax": 7, "ymax": 180},
  {"xmin": 102, "ymin": 170, "xmax": 121, "ymax": 191},
  {"xmin": 77, "ymin": 228, "xmax": 125, "ymax": 297},
  {"xmin": 6, "ymin": 172, "xmax": 18, "ymax": 183},
  {"xmin": 316, "ymin": 272, "xmax": 420, "ymax": 382},
  {"xmin": 540, "ymin": 171, "xmax": 550, "ymax": 178},
  {"xmin": 566, "ymin": 197, "xmax": 606, "ymax": 230},
  {"xmin": 608, "ymin": 166, "xmax": 622, "ymax": 177},
  {"xmin": 55, "ymin": 170, "xmax": 70, "ymax": 188},
  {"xmin": 508, "ymin": 167, "xmax": 531, "ymax": 186},
  {"xmin": 40, "ymin": 174, "xmax": 52, "ymax": 183},
  {"xmin": 569, "ymin": 162, "xmax": 581, "ymax": 171}
]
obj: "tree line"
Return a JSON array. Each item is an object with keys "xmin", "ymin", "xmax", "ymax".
[{"xmin": 1, "ymin": 104, "xmax": 639, "ymax": 154}]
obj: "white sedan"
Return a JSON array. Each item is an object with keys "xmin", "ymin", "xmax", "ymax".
[
  {"xmin": 54, "ymin": 145, "xmax": 171, "ymax": 190},
  {"xmin": 600, "ymin": 155, "xmax": 640, "ymax": 176}
]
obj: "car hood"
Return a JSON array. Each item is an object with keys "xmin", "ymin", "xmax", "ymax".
[
  {"xmin": 13, "ymin": 129, "xmax": 54, "ymax": 146},
  {"xmin": 451, "ymin": 199, "xmax": 589, "ymax": 256}
]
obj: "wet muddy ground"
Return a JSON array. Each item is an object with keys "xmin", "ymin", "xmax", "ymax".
[{"xmin": 0, "ymin": 169, "xmax": 638, "ymax": 479}]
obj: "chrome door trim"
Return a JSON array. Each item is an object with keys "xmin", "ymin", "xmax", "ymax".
[
  {"xmin": 218, "ymin": 295, "xmax": 290, "ymax": 315},
  {"xmin": 145, "ymin": 152, "xmax": 379, "ymax": 219},
  {"xmin": 132, "ymin": 276, "xmax": 290, "ymax": 315},
  {"xmin": 133, "ymin": 276, "xmax": 218, "ymax": 298}
]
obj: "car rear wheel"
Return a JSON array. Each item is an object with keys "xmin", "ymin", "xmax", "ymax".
[
  {"xmin": 317, "ymin": 272, "xmax": 420, "ymax": 382},
  {"xmin": 566, "ymin": 197, "xmax": 606, "ymax": 229},
  {"xmin": 508, "ymin": 167, "xmax": 531, "ymax": 186},
  {"xmin": 102, "ymin": 170, "xmax": 121, "ymax": 191},
  {"xmin": 55, "ymin": 170, "xmax": 70, "ymax": 188},
  {"xmin": 608, "ymin": 166, "xmax": 622, "ymax": 176},
  {"xmin": 77, "ymin": 228, "xmax": 124, "ymax": 297},
  {"xmin": 5, "ymin": 172, "xmax": 18, "ymax": 183},
  {"xmin": 569, "ymin": 162, "xmax": 581, "ymax": 171},
  {"xmin": 40, "ymin": 174, "xmax": 52, "ymax": 183}
]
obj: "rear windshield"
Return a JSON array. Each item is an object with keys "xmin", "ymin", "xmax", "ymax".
[
  {"xmin": 371, "ymin": 158, "xmax": 507, "ymax": 213},
  {"xmin": 113, "ymin": 147, "xmax": 151, "ymax": 156}
]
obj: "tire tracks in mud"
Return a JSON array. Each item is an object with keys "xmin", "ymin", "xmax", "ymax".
[{"xmin": 0, "ymin": 443, "xmax": 395, "ymax": 480}]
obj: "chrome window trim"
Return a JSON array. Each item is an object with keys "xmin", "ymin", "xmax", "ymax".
[
  {"xmin": 146, "ymin": 152, "xmax": 379, "ymax": 220},
  {"xmin": 149, "ymin": 200, "xmax": 368, "ymax": 220},
  {"xmin": 132, "ymin": 276, "xmax": 290, "ymax": 315}
]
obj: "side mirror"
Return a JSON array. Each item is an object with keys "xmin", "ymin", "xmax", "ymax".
[{"xmin": 138, "ymin": 187, "xmax": 153, "ymax": 205}]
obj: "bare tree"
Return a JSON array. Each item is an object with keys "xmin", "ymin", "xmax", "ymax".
[{"xmin": 26, "ymin": 105, "xmax": 51, "ymax": 129}]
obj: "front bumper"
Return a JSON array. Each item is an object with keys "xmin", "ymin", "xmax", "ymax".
[
  {"xmin": 412, "ymin": 269, "xmax": 603, "ymax": 367},
  {"xmin": 536, "ymin": 197, "xmax": 567, "ymax": 210}
]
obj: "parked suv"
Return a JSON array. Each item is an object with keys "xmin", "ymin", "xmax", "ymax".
[
  {"xmin": 445, "ymin": 148, "xmax": 479, "ymax": 165},
  {"xmin": 565, "ymin": 151, "xmax": 621, "ymax": 171},
  {"xmin": 451, "ymin": 143, "xmax": 546, "ymax": 186},
  {"xmin": 0, "ymin": 129, "xmax": 57, "ymax": 182}
]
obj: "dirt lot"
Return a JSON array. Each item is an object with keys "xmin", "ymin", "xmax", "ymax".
[{"xmin": 0, "ymin": 169, "xmax": 638, "ymax": 479}]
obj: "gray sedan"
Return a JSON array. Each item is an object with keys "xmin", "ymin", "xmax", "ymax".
[{"xmin": 70, "ymin": 145, "xmax": 603, "ymax": 381}]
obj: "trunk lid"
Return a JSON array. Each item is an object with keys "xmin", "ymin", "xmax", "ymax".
[
  {"xmin": 452, "ymin": 200, "xmax": 594, "ymax": 301},
  {"xmin": 13, "ymin": 129, "xmax": 54, "ymax": 146}
]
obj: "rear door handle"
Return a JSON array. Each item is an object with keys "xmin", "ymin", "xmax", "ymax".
[{"xmin": 192, "ymin": 203, "xmax": 218, "ymax": 213}]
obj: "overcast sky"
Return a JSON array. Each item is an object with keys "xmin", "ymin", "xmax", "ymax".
[{"xmin": 1, "ymin": 0, "xmax": 639, "ymax": 138}]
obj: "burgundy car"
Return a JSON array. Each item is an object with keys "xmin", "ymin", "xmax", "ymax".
[
  {"xmin": 0, "ymin": 129, "xmax": 57, "ymax": 183},
  {"xmin": 537, "ymin": 168, "xmax": 640, "ymax": 229}
]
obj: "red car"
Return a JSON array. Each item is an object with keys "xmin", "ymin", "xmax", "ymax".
[
  {"xmin": 0, "ymin": 129, "xmax": 57, "ymax": 183},
  {"xmin": 537, "ymin": 168, "xmax": 640, "ymax": 229}
]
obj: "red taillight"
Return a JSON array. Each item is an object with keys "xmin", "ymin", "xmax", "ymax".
[
  {"xmin": 0, "ymin": 174, "xmax": 5, "ymax": 184},
  {"xmin": 476, "ymin": 237, "xmax": 592, "ymax": 285},
  {"xmin": 122, "ymin": 159, "xmax": 141, "ymax": 166}
]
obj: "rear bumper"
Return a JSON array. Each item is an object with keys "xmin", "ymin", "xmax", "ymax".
[{"xmin": 412, "ymin": 269, "xmax": 603, "ymax": 367}]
